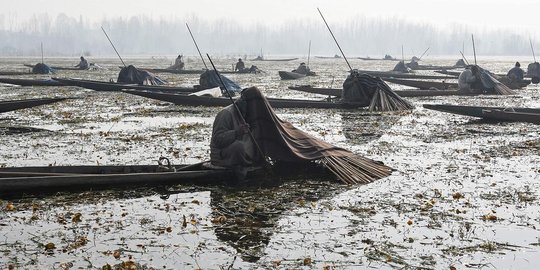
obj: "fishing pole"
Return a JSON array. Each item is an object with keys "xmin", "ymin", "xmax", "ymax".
[
  {"xmin": 471, "ymin": 34, "xmax": 477, "ymax": 65},
  {"xmin": 206, "ymin": 53, "xmax": 270, "ymax": 169},
  {"xmin": 418, "ymin": 47, "xmax": 430, "ymax": 60},
  {"xmin": 186, "ymin": 23, "xmax": 208, "ymax": 70},
  {"xmin": 101, "ymin": 26, "xmax": 126, "ymax": 67},
  {"xmin": 307, "ymin": 40, "xmax": 311, "ymax": 67},
  {"xmin": 40, "ymin": 42, "xmax": 44, "ymax": 64},
  {"xmin": 459, "ymin": 51, "xmax": 470, "ymax": 65},
  {"xmin": 529, "ymin": 37, "xmax": 537, "ymax": 62},
  {"xmin": 317, "ymin": 8, "xmax": 353, "ymax": 71}
]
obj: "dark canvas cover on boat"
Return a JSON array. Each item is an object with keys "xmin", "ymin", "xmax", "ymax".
[
  {"xmin": 393, "ymin": 61, "xmax": 410, "ymax": 72},
  {"xmin": 32, "ymin": 63, "xmax": 53, "ymax": 74},
  {"xmin": 527, "ymin": 62, "xmax": 540, "ymax": 83},
  {"xmin": 239, "ymin": 87, "xmax": 353, "ymax": 162},
  {"xmin": 199, "ymin": 70, "xmax": 242, "ymax": 94},
  {"xmin": 117, "ymin": 65, "xmax": 166, "ymax": 85},
  {"xmin": 341, "ymin": 71, "xmax": 383, "ymax": 106}
]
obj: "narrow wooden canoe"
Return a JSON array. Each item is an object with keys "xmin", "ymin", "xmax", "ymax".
[
  {"xmin": 423, "ymin": 104, "xmax": 540, "ymax": 118},
  {"xmin": 0, "ymin": 164, "xmax": 231, "ymax": 193},
  {"xmin": 0, "ymin": 78, "xmax": 65, "ymax": 87},
  {"xmin": 355, "ymin": 70, "xmax": 456, "ymax": 80},
  {"xmin": 123, "ymin": 90, "xmax": 367, "ymax": 109},
  {"xmin": 134, "ymin": 68, "xmax": 240, "ymax": 75},
  {"xmin": 251, "ymin": 57, "xmax": 299, "ymax": 62},
  {"xmin": 53, "ymin": 78, "xmax": 197, "ymax": 93},
  {"xmin": 0, "ymin": 98, "xmax": 68, "ymax": 113},
  {"xmin": 0, "ymin": 162, "xmax": 331, "ymax": 195},
  {"xmin": 409, "ymin": 65, "xmax": 457, "ymax": 71},
  {"xmin": 0, "ymin": 71, "xmax": 32, "ymax": 76},
  {"xmin": 288, "ymin": 85, "xmax": 460, "ymax": 98},
  {"xmin": 278, "ymin": 71, "xmax": 316, "ymax": 80},
  {"xmin": 434, "ymin": 70, "xmax": 462, "ymax": 77},
  {"xmin": 482, "ymin": 109, "xmax": 540, "ymax": 124},
  {"xmin": 358, "ymin": 57, "xmax": 399, "ymax": 61},
  {"xmin": 24, "ymin": 64, "xmax": 83, "ymax": 71},
  {"xmin": 382, "ymin": 78, "xmax": 457, "ymax": 89}
]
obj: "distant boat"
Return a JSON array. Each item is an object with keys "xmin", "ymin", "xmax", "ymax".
[
  {"xmin": 315, "ymin": 54, "xmax": 341, "ymax": 59},
  {"xmin": 251, "ymin": 56, "xmax": 298, "ymax": 62}
]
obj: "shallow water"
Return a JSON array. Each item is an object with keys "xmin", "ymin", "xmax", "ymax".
[{"xmin": 0, "ymin": 56, "xmax": 539, "ymax": 269}]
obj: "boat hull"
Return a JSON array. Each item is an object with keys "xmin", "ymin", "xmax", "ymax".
[
  {"xmin": 53, "ymin": 78, "xmax": 197, "ymax": 93},
  {"xmin": 288, "ymin": 85, "xmax": 460, "ymax": 98},
  {"xmin": 0, "ymin": 78, "xmax": 65, "ymax": 87},
  {"xmin": 382, "ymin": 78, "xmax": 457, "ymax": 89},
  {"xmin": 0, "ymin": 98, "xmax": 67, "ymax": 113},
  {"xmin": 423, "ymin": 104, "xmax": 540, "ymax": 118}
]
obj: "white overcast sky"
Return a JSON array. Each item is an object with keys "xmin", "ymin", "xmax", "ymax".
[{"xmin": 3, "ymin": 0, "xmax": 539, "ymax": 34}]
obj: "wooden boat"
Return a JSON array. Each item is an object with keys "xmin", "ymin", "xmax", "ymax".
[
  {"xmin": 24, "ymin": 64, "xmax": 83, "ymax": 71},
  {"xmin": 409, "ymin": 65, "xmax": 457, "ymax": 71},
  {"xmin": 0, "ymin": 71, "xmax": 32, "ymax": 76},
  {"xmin": 355, "ymin": 70, "xmax": 455, "ymax": 80},
  {"xmin": 482, "ymin": 109, "xmax": 540, "ymax": 124},
  {"xmin": 423, "ymin": 104, "xmax": 540, "ymax": 118},
  {"xmin": 251, "ymin": 57, "xmax": 299, "ymax": 62},
  {"xmin": 123, "ymin": 89, "xmax": 368, "ymax": 109},
  {"xmin": 288, "ymin": 85, "xmax": 460, "ymax": 97},
  {"xmin": 382, "ymin": 78, "xmax": 457, "ymax": 89},
  {"xmin": 0, "ymin": 98, "xmax": 68, "ymax": 113},
  {"xmin": 0, "ymin": 78, "xmax": 65, "ymax": 87},
  {"xmin": 53, "ymin": 78, "xmax": 197, "ymax": 93},
  {"xmin": 134, "ymin": 68, "xmax": 239, "ymax": 75},
  {"xmin": 278, "ymin": 71, "xmax": 316, "ymax": 80},
  {"xmin": 315, "ymin": 55, "xmax": 341, "ymax": 59},
  {"xmin": 358, "ymin": 57, "xmax": 399, "ymax": 61},
  {"xmin": 0, "ymin": 162, "xmax": 330, "ymax": 195}
]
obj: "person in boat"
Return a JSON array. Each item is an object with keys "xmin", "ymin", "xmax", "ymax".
[
  {"xmin": 406, "ymin": 59, "xmax": 419, "ymax": 69},
  {"xmin": 507, "ymin": 62, "xmax": 524, "ymax": 83},
  {"xmin": 168, "ymin": 55, "xmax": 185, "ymax": 70},
  {"xmin": 458, "ymin": 65, "xmax": 480, "ymax": 94},
  {"xmin": 210, "ymin": 90, "xmax": 260, "ymax": 179},
  {"xmin": 235, "ymin": 58, "xmax": 246, "ymax": 72},
  {"xmin": 75, "ymin": 56, "xmax": 89, "ymax": 70},
  {"xmin": 527, "ymin": 62, "xmax": 540, "ymax": 84},
  {"xmin": 294, "ymin": 62, "xmax": 310, "ymax": 75},
  {"xmin": 392, "ymin": 61, "xmax": 411, "ymax": 73},
  {"xmin": 454, "ymin": 59, "xmax": 466, "ymax": 68}
]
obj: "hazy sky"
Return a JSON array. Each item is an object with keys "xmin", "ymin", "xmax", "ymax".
[{"xmin": 2, "ymin": 0, "xmax": 539, "ymax": 34}]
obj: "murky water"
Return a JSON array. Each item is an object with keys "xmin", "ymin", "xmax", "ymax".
[{"xmin": 1, "ymin": 56, "xmax": 539, "ymax": 269}]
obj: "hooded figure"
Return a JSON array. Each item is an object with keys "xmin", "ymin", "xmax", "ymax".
[
  {"xmin": 294, "ymin": 62, "xmax": 310, "ymax": 74},
  {"xmin": 392, "ymin": 61, "xmax": 411, "ymax": 73},
  {"xmin": 235, "ymin": 58, "xmax": 245, "ymax": 72},
  {"xmin": 458, "ymin": 65, "xmax": 480, "ymax": 94},
  {"xmin": 507, "ymin": 62, "xmax": 524, "ymax": 83},
  {"xmin": 75, "ymin": 56, "xmax": 89, "ymax": 69}
]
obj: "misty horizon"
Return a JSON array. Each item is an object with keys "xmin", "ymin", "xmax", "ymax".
[{"xmin": 0, "ymin": 13, "xmax": 537, "ymax": 58}]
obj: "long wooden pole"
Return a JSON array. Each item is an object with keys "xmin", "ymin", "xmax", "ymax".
[
  {"xmin": 529, "ymin": 37, "xmax": 537, "ymax": 62},
  {"xmin": 317, "ymin": 8, "xmax": 353, "ymax": 71},
  {"xmin": 101, "ymin": 26, "xmax": 126, "ymax": 67},
  {"xmin": 418, "ymin": 47, "xmax": 430, "ymax": 60},
  {"xmin": 186, "ymin": 23, "xmax": 208, "ymax": 70},
  {"xmin": 307, "ymin": 40, "xmax": 311, "ymax": 67},
  {"xmin": 459, "ymin": 51, "xmax": 470, "ymax": 65},
  {"xmin": 206, "ymin": 53, "xmax": 270, "ymax": 168},
  {"xmin": 471, "ymin": 34, "xmax": 477, "ymax": 65},
  {"xmin": 40, "ymin": 42, "xmax": 44, "ymax": 64},
  {"xmin": 401, "ymin": 45, "xmax": 404, "ymax": 61}
]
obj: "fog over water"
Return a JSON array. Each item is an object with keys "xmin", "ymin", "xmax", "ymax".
[{"xmin": 1, "ymin": 0, "xmax": 539, "ymax": 57}]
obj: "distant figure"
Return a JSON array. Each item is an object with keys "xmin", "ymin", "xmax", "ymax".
[
  {"xmin": 392, "ymin": 61, "xmax": 411, "ymax": 73},
  {"xmin": 384, "ymin": 54, "xmax": 394, "ymax": 60},
  {"xmin": 527, "ymin": 62, "xmax": 540, "ymax": 84},
  {"xmin": 75, "ymin": 56, "xmax": 89, "ymax": 70},
  {"xmin": 168, "ymin": 55, "xmax": 185, "ymax": 70},
  {"xmin": 235, "ymin": 58, "xmax": 246, "ymax": 72},
  {"xmin": 294, "ymin": 62, "xmax": 310, "ymax": 75},
  {"xmin": 454, "ymin": 59, "xmax": 466, "ymax": 68},
  {"xmin": 406, "ymin": 59, "xmax": 419, "ymax": 69},
  {"xmin": 507, "ymin": 62, "xmax": 524, "ymax": 83},
  {"xmin": 458, "ymin": 65, "xmax": 480, "ymax": 94}
]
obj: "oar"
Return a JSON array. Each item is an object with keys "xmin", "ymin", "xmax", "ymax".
[
  {"xmin": 206, "ymin": 53, "xmax": 271, "ymax": 169},
  {"xmin": 317, "ymin": 8, "xmax": 352, "ymax": 71},
  {"xmin": 471, "ymin": 34, "xmax": 477, "ymax": 65},
  {"xmin": 307, "ymin": 40, "xmax": 311, "ymax": 68},
  {"xmin": 101, "ymin": 26, "xmax": 126, "ymax": 67},
  {"xmin": 529, "ymin": 37, "xmax": 537, "ymax": 62},
  {"xmin": 186, "ymin": 23, "xmax": 208, "ymax": 70}
]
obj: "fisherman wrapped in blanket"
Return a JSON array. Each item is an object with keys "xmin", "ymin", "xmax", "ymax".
[
  {"xmin": 341, "ymin": 70, "xmax": 379, "ymax": 106},
  {"xmin": 507, "ymin": 62, "xmax": 524, "ymax": 83},
  {"xmin": 294, "ymin": 62, "xmax": 310, "ymax": 75},
  {"xmin": 527, "ymin": 62, "xmax": 540, "ymax": 84},
  {"xmin": 168, "ymin": 55, "xmax": 185, "ymax": 70},
  {"xmin": 392, "ymin": 60, "xmax": 411, "ymax": 73},
  {"xmin": 458, "ymin": 65, "xmax": 481, "ymax": 94}
]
